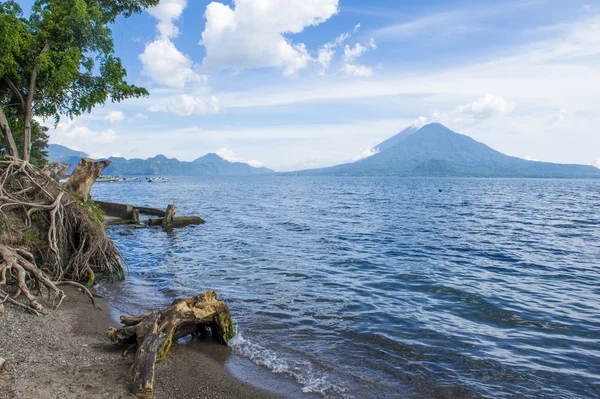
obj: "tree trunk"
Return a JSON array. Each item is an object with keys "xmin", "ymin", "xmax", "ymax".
[
  {"xmin": 0, "ymin": 106, "xmax": 19, "ymax": 158},
  {"xmin": 22, "ymin": 103, "xmax": 32, "ymax": 162},
  {"xmin": 64, "ymin": 158, "xmax": 111, "ymax": 199},
  {"xmin": 107, "ymin": 291, "xmax": 234, "ymax": 399},
  {"xmin": 23, "ymin": 42, "xmax": 50, "ymax": 163},
  {"xmin": 42, "ymin": 162, "xmax": 70, "ymax": 182}
]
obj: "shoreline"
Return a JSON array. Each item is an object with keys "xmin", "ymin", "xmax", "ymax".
[{"xmin": 0, "ymin": 286, "xmax": 285, "ymax": 399}]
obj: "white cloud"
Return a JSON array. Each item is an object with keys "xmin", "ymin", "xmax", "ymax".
[
  {"xmin": 147, "ymin": 0, "xmax": 187, "ymax": 38},
  {"xmin": 343, "ymin": 38, "xmax": 376, "ymax": 62},
  {"xmin": 216, "ymin": 147, "xmax": 263, "ymax": 167},
  {"xmin": 412, "ymin": 116, "xmax": 430, "ymax": 128},
  {"xmin": 457, "ymin": 94, "xmax": 515, "ymax": 120},
  {"xmin": 353, "ymin": 23, "xmax": 361, "ymax": 33},
  {"xmin": 200, "ymin": 0, "xmax": 339, "ymax": 76},
  {"xmin": 148, "ymin": 94, "xmax": 220, "ymax": 116},
  {"xmin": 48, "ymin": 120, "xmax": 118, "ymax": 155},
  {"xmin": 352, "ymin": 147, "xmax": 379, "ymax": 161},
  {"xmin": 139, "ymin": 38, "xmax": 206, "ymax": 89},
  {"xmin": 595, "ymin": 158, "xmax": 600, "ymax": 168},
  {"xmin": 342, "ymin": 64, "xmax": 373, "ymax": 77},
  {"xmin": 104, "ymin": 111, "xmax": 124, "ymax": 124},
  {"xmin": 139, "ymin": 0, "xmax": 206, "ymax": 88},
  {"xmin": 135, "ymin": 113, "xmax": 148, "ymax": 120},
  {"xmin": 340, "ymin": 38, "xmax": 376, "ymax": 76},
  {"xmin": 317, "ymin": 31, "xmax": 351, "ymax": 72}
]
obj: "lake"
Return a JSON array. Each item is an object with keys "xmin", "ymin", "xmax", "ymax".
[{"xmin": 92, "ymin": 176, "xmax": 600, "ymax": 399}]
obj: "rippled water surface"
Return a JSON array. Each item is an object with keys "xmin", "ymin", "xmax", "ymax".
[{"xmin": 92, "ymin": 177, "xmax": 600, "ymax": 399}]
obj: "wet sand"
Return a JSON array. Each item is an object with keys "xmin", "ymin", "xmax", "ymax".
[{"xmin": 0, "ymin": 286, "xmax": 283, "ymax": 399}]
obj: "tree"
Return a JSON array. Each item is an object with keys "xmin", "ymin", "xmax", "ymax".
[
  {"xmin": 0, "ymin": 0, "xmax": 159, "ymax": 162},
  {"xmin": 0, "ymin": 109, "xmax": 49, "ymax": 167}
]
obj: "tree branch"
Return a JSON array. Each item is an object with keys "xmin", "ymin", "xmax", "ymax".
[{"xmin": 3, "ymin": 78, "xmax": 25, "ymax": 111}]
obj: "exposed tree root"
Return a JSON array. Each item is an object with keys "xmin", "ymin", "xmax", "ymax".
[
  {"xmin": 107, "ymin": 291, "xmax": 235, "ymax": 399},
  {"xmin": 0, "ymin": 159, "xmax": 122, "ymax": 313}
]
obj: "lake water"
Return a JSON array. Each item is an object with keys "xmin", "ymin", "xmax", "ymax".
[{"xmin": 92, "ymin": 177, "xmax": 600, "ymax": 399}]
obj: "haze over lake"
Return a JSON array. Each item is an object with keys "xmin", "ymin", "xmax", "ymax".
[{"xmin": 93, "ymin": 176, "xmax": 600, "ymax": 399}]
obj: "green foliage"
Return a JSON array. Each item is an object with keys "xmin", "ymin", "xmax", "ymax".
[
  {"xmin": 22, "ymin": 229, "xmax": 41, "ymax": 246},
  {"xmin": 30, "ymin": 210, "xmax": 44, "ymax": 222},
  {"xmin": 0, "ymin": 0, "xmax": 159, "ymax": 158},
  {"xmin": 0, "ymin": 110, "xmax": 49, "ymax": 166},
  {"xmin": 73, "ymin": 194, "xmax": 105, "ymax": 222}
]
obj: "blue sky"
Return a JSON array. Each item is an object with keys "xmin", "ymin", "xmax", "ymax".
[{"xmin": 22, "ymin": 0, "xmax": 600, "ymax": 171}]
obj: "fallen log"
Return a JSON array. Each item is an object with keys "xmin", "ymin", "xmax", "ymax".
[
  {"xmin": 97, "ymin": 200, "xmax": 140, "ymax": 222},
  {"xmin": 146, "ymin": 216, "xmax": 205, "ymax": 228},
  {"xmin": 134, "ymin": 206, "xmax": 166, "ymax": 217},
  {"xmin": 107, "ymin": 290, "xmax": 234, "ymax": 399}
]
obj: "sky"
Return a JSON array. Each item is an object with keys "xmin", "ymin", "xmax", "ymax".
[{"xmin": 20, "ymin": 0, "xmax": 600, "ymax": 171}]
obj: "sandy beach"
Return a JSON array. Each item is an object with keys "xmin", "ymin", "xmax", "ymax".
[{"xmin": 0, "ymin": 286, "xmax": 283, "ymax": 399}]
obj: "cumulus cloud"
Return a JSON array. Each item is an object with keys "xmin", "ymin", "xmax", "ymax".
[
  {"xmin": 135, "ymin": 113, "xmax": 148, "ymax": 120},
  {"xmin": 104, "ymin": 111, "xmax": 124, "ymax": 124},
  {"xmin": 352, "ymin": 147, "xmax": 379, "ymax": 161},
  {"xmin": 200, "ymin": 0, "xmax": 339, "ymax": 76},
  {"xmin": 147, "ymin": 0, "xmax": 187, "ymax": 38},
  {"xmin": 139, "ymin": 38, "xmax": 206, "ymax": 88},
  {"xmin": 595, "ymin": 158, "xmax": 600, "ymax": 168},
  {"xmin": 217, "ymin": 147, "xmax": 263, "ymax": 167},
  {"xmin": 139, "ymin": 0, "xmax": 206, "ymax": 88},
  {"xmin": 457, "ymin": 94, "xmax": 515, "ymax": 119},
  {"xmin": 148, "ymin": 94, "xmax": 220, "ymax": 116}
]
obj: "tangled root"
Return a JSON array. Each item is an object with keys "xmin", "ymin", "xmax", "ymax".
[{"xmin": 0, "ymin": 159, "xmax": 123, "ymax": 313}]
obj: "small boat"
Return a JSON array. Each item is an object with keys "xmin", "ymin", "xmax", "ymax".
[
  {"xmin": 147, "ymin": 177, "xmax": 168, "ymax": 183},
  {"xmin": 96, "ymin": 175, "xmax": 120, "ymax": 182},
  {"xmin": 121, "ymin": 177, "xmax": 142, "ymax": 182}
]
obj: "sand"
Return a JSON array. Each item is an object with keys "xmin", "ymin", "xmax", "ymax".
[{"xmin": 0, "ymin": 286, "xmax": 283, "ymax": 399}]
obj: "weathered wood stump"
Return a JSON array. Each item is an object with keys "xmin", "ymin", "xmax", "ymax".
[
  {"xmin": 162, "ymin": 204, "xmax": 176, "ymax": 230},
  {"xmin": 42, "ymin": 162, "xmax": 70, "ymax": 182},
  {"xmin": 107, "ymin": 290, "xmax": 234, "ymax": 399},
  {"xmin": 64, "ymin": 158, "xmax": 111, "ymax": 199}
]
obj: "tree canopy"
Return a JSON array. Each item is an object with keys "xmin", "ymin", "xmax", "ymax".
[{"xmin": 0, "ymin": 0, "xmax": 159, "ymax": 161}]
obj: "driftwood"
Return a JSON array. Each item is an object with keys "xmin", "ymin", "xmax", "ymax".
[
  {"xmin": 64, "ymin": 158, "xmax": 111, "ymax": 199},
  {"xmin": 107, "ymin": 290, "xmax": 234, "ymax": 399},
  {"xmin": 135, "ymin": 206, "xmax": 165, "ymax": 217},
  {"xmin": 146, "ymin": 216, "xmax": 205, "ymax": 228},
  {"xmin": 42, "ymin": 162, "xmax": 70, "ymax": 182}
]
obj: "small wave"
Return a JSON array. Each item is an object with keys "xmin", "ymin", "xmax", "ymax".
[{"xmin": 229, "ymin": 332, "xmax": 348, "ymax": 398}]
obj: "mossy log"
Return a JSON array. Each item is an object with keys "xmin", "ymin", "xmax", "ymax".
[
  {"xmin": 107, "ymin": 290, "xmax": 234, "ymax": 399},
  {"xmin": 146, "ymin": 216, "xmax": 205, "ymax": 228}
]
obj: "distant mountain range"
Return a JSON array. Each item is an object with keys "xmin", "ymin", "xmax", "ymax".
[
  {"xmin": 294, "ymin": 123, "xmax": 600, "ymax": 178},
  {"xmin": 46, "ymin": 145, "xmax": 273, "ymax": 176},
  {"xmin": 49, "ymin": 124, "xmax": 600, "ymax": 178}
]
